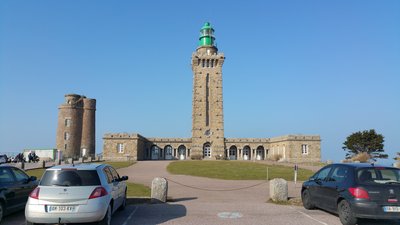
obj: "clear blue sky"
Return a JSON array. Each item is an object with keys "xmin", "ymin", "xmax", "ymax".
[{"xmin": 1, "ymin": 1, "xmax": 399, "ymax": 164}]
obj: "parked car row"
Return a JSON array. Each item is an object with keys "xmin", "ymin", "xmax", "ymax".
[
  {"xmin": 0, "ymin": 163, "xmax": 128, "ymax": 225},
  {"xmin": 0, "ymin": 164, "xmax": 38, "ymax": 223},
  {"xmin": 302, "ymin": 163, "xmax": 400, "ymax": 225}
]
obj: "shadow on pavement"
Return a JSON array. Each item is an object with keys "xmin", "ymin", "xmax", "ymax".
[
  {"xmin": 130, "ymin": 203, "xmax": 187, "ymax": 225},
  {"xmin": 168, "ymin": 197, "xmax": 198, "ymax": 202}
]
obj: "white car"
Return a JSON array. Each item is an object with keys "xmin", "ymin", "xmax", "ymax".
[{"xmin": 25, "ymin": 163, "xmax": 128, "ymax": 225}]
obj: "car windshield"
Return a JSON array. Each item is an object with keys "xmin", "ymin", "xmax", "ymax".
[
  {"xmin": 40, "ymin": 170, "xmax": 100, "ymax": 186},
  {"xmin": 357, "ymin": 167, "xmax": 400, "ymax": 184}
]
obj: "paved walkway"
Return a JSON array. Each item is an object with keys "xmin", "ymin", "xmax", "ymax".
[{"xmin": 118, "ymin": 161, "xmax": 303, "ymax": 203}]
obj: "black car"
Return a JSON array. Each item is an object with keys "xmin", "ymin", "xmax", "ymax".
[
  {"xmin": 0, "ymin": 165, "xmax": 38, "ymax": 223},
  {"xmin": 0, "ymin": 155, "xmax": 8, "ymax": 164},
  {"xmin": 302, "ymin": 163, "xmax": 400, "ymax": 225}
]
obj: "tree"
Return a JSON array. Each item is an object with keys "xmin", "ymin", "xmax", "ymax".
[
  {"xmin": 394, "ymin": 152, "xmax": 400, "ymax": 161},
  {"xmin": 342, "ymin": 129, "xmax": 388, "ymax": 160}
]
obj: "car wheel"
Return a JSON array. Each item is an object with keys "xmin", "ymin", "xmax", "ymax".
[
  {"xmin": 99, "ymin": 204, "xmax": 112, "ymax": 225},
  {"xmin": 0, "ymin": 202, "xmax": 4, "ymax": 224},
  {"xmin": 119, "ymin": 190, "xmax": 127, "ymax": 211},
  {"xmin": 338, "ymin": 200, "xmax": 357, "ymax": 225},
  {"xmin": 302, "ymin": 190, "xmax": 315, "ymax": 210},
  {"xmin": 25, "ymin": 221, "xmax": 35, "ymax": 225}
]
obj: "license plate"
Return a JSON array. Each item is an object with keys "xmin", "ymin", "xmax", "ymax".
[
  {"xmin": 383, "ymin": 206, "xmax": 400, "ymax": 212},
  {"xmin": 47, "ymin": 205, "xmax": 76, "ymax": 212}
]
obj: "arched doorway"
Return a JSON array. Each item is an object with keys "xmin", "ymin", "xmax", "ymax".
[
  {"xmin": 164, "ymin": 145, "xmax": 173, "ymax": 160},
  {"xmin": 229, "ymin": 146, "xmax": 237, "ymax": 160},
  {"xmin": 203, "ymin": 142, "xmax": 211, "ymax": 159},
  {"xmin": 243, "ymin": 146, "xmax": 251, "ymax": 160},
  {"xmin": 151, "ymin": 145, "xmax": 160, "ymax": 160},
  {"xmin": 256, "ymin": 146, "xmax": 265, "ymax": 160},
  {"xmin": 178, "ymin": 145, "xmax": 186, "ymax": 160}
]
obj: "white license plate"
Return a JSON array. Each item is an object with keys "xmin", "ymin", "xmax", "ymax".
[
  {"xmin": 47, "ymin": 205, "xmax": 76, "ymax": 212},
  {"xmin": 383, "ymin": 206, "xmax": 400, "ymax": 212}
]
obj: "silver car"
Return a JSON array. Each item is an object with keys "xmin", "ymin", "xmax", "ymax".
[{"xmin": 25, "ymin": 163, "xmax": 128, "ymax": 225}]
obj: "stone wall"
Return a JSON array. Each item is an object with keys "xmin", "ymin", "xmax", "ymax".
[{"xmin": 103, "ymin": 133, "xmax": 141, "ymax": 161}]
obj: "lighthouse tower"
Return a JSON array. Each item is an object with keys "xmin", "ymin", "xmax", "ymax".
[{"xmin": 191, "ymin": 22, "xmax": 225, "ymax": 159}]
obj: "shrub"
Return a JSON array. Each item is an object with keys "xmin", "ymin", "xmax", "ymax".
[
  {"xmin": 272, "ymin": 154, "xmax": 283, "ymax": 161},
  {"xmin": 351, "ymin": 152, "xmax": 371, "ymax": 163},
  {"xmin": 190, "ymin": 154, "xmax": 202, "ymax": 160}
]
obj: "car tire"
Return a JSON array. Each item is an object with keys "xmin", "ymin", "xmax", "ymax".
[
  {"xmin": 119, "ymin": 190, "xmax": 127, "ymax": 211},
  {"xmin": 98, "ymin": 204, "xmax": 112, "ymax": 225},
  {"xmin": 302, "ymin": 190, "xmax": 315, "ymax": 210},
  {"xmin": 25, "ymin": 221, "xmax": 35, "ymax": 225},
  {"xmin": 0, "ymin": 202, "xmax": 4, "ymax": 224},
  {"xmin": 338, "ymin": 199, "xmax": 357, "ymax": 225}
]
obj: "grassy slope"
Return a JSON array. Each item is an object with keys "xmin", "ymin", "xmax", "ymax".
[{"xmin": 167, "ymin": 161, "xmax": 314, "ymax": 181}]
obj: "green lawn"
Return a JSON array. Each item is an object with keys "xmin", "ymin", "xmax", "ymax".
[
  {"xmin": 127, "ymin": 182, "xmax": 150, "ymax": 197},
  {"xmin": 103, "ymin": 161, "xmax": 136, "ymax": 169},
  {"xmin": 167, "ymin": 161, "xmax": 314, "ymax": 181},
  {"xmin": 25, "ymin": 161, "xmax": 150, "ymax": 197}
]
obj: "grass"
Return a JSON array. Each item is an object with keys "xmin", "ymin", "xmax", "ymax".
[
  {"xmin": 26, "ymin": 168, "xmax": 46, "ymax": 178},
  {"xmin": 103, "ymin": 161, "xmax": 136, "ymax": 169},
  {"xmin": 25, "ymin": 161, "xmax": 150, "ymax": 197},
  {"xmin": 127, "ymin": 182, "xmax": 151, "ymax": 197},
  {"xmin": 167, "ymin": 161, "xmax": 314, "ymax": 181}
]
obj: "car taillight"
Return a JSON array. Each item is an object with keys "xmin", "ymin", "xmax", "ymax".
[
  {"xmin": 349, "ymin": 187, "xmax": 369, "ymax": 199},
  {"xmin": 30, "ymin": 187, "xmax": 40, "ymax": 199},
  {"xmin": 89, "ymin": 187, "xmax": 108, "ymax": 199}
]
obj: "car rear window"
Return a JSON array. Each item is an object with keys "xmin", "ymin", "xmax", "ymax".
[
  {"xmin": 40, "ymin": 170, "xmax": 100, "ymax": 186},
  {"xmin": 357, "ymin": 168, "xmax": 400, "ymax": 184}
]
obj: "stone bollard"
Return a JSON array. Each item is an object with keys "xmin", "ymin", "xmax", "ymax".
[
  {"xmin": 270, "ymin": 178, "xmax": 288, "ymax": 202},
  {"xmin": 151, "ymin": 177, "xmax": 168, "ymax": 203},
  {"xmin": 21, "ymin": 161, "xmax": 25, "ymax": 170},
  {"xmin": 42, "ymin": 160, "xmax": 46, "ymax": 168}
]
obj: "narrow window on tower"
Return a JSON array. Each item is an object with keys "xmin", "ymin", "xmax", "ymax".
[
  {"xmin": 211, "ymin": 59, "xmax": 214, "ymax": 68},
  {"xmin": 202, "ymin": 59, "xmax": 205, "ymax": 67},
  {"xmin": 215, "ymin": 59, "xmax": 218, "ymax": 66},
  {"xmin": 64, "ymin": 132, "xmax": 70, "ymax": 140},
  {"xmin": 65, "ymin": 118, "xmax": 71, "ymax": 127},
  {"xmin": 206, "ymin": 73, "xmax": 210, "ymax": 126},
  {"xmin": 206, "ymin": 59, "xmax": 210, "ymax": 67}
]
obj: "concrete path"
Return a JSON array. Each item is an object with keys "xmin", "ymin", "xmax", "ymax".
[
  {"xmin": 116, "ymin": 161, "xmax": 399, "ymax": 225},
  {"xmin": 118, "ymin": 160, "xmax": 303, "ymax": 203}
]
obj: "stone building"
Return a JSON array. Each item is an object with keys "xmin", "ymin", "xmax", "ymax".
[
  {"xmin": 103, "ymin": 23, "xmax": 321, "ymax": 162},
  {"xmin": 56, "ymin": 94, "xmax": 96, "ymax": 159}
]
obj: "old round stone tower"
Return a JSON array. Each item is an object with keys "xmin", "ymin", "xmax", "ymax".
[{"xmin": 56, "ymin": 94, "xmax": 96, "ymax": 159}]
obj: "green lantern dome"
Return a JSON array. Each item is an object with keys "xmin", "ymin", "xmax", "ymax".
[{"xmin": 198, "ymin": 22, "xmax": 215, "ymax": 47}]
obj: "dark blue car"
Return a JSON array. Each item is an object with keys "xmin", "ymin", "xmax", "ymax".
[
  {"xmin": 0, "ymin": 165, "xmax": 38, "ymax": 223},
  {"xmin": 302, "ymin": 163, "xmax": 400, "ymax": 225}
]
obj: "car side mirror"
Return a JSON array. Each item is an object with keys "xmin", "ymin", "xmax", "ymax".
[
  {"xmin": 25, "ymin": 176, "xmax": 37, "ymax": 183},
  {"xmin": 121, "ymin": 176, "xmax": 128, "ymax": 181}
]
